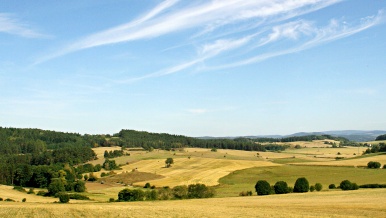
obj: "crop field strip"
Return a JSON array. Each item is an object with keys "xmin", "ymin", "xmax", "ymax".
[{"xmin": 1, "ymin": 189, "xmax": 385, "ymax": 218}]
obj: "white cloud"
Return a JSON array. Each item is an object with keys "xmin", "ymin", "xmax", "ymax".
[
  {"xmin": 0, "ymin": 13, "xmax": 48, "ymax": 38},
  {"xmin": 36, "ymin": 0, "xmax": 340, "ymax": 64},
  {"xmin": 213, "ymin": 10, "xmax": 384, "ymax": 69},
  {"xmin": 120, "ymin": 9, "xmax": 383, "ymax": 83}
]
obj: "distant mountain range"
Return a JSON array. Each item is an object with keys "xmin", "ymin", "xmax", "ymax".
[{"xmin": 198, "ymin": 130, "xmax": 386, "ymax": 142}]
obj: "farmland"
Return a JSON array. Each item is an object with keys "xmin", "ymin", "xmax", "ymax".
[
  {"xmin": 1, "ymin": 189, "xmax": 385, "ymax": 217},
  {"xmin": 1, "ymin": 139, "xmax": 386, "ymax": 217}
]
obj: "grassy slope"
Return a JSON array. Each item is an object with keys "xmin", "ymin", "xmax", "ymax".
[{"xmin": 216, "ymin": 164, "xmax": 386, "ymax": 197}]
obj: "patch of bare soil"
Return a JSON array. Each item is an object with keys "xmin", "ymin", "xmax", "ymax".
[{"xmin": 101, "ymin": 171, "xmax": 164, "ymax": 186}]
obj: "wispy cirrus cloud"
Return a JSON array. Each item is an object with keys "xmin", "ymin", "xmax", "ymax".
[
  {"xmin": 35, "ymin": 0, "xmax": 341, "ymax": 64},
  {"xmin": 34, "ymin": 0, "xmax": 384, "ymax": 83},
  {"xmin": 215, "ymin": 10, "xmax": 384, "ymax": 69},
  {"xmin": 0, "ymin": 13, "xmax": 48, "ymax": 38},
  {"xmin": 125, "ymin": 10, "xmax": 383, "ymax": 82}
]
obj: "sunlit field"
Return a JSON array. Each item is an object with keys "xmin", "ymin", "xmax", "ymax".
[
  {"xmin": 1, "ymin": 189, "xmax": 385, "ymax": 218},
  {"xmin": 1, "ymin": 141, "xmax": 386, "ymax": 217}
]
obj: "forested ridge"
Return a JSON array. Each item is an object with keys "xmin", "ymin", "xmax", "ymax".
[
  {"xmin": 376, "ymin": 134, "xmax": 386, "ymax": 141},
  {"xmin": 0, "ymin": 127, "xmax": 352, "ymax": 188}
]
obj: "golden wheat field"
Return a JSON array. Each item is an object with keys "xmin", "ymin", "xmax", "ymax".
[
  {"xmin": 1, "ymin": 189, "xmax": 385, "ymax": 218},
  {"xmin": 96, "ymin": 157, "xmax": 280, "ymax": 187},
  {"xmin": 293, "ymin": 154, "xmax": 386, "ymax": 167}
]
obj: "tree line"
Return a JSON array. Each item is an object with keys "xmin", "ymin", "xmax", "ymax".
[{"xmin": 0, "ymin": 127, "xmax": 356, "ymax": 189}]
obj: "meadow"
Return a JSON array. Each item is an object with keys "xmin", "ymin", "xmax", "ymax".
[{"xmin": 1, "ymin": 140, "xmax": 386, "ymax": 217}]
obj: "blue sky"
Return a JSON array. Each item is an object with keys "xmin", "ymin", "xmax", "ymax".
[{"xmin": 1, "ymin": 0, "xmax": 386, "ymax": 137}]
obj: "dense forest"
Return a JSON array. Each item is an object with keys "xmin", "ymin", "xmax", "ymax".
[
  {"xmin": 0, "ymin": 127, "xmax": 353, "ymax": 188},
  {"xmin": 375, "ymin": 134, "xmax": 386, "ymax": 141}
]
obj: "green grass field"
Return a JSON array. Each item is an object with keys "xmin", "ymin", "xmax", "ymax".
[{"xmin": 216, "ymin": 165, "xmax": 386, "ymax": 197}]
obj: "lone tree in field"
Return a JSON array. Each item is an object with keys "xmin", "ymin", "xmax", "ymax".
[
  {"xmin": 58, "ymin": 193, "xmax": 70, "ymax": 203},
  {"xmin": 165, "ymin": 158, "xmax": 174, "ymax": 168},
  {"xmin": 274, "ymin": 181, "xmax": 289, "ymax": 194},
  {"xmin": 367, "ymin": 161, "xmax": 381, "ymax": 169},
  {"xmin": 293, "ymin": 177, "xmax": 309, "ymax": 193},
  {"xmin": 315, "ymin": 183, "xmax": 323, "ymax": 192},
  {"xmin": 255, "ymin": 180, "xmax": 271, "ymax": 195}
]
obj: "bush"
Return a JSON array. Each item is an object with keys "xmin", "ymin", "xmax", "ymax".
[
  {"xmin": 144, "ymin": 183, "xmax": 151, "ymax": 189},
  {"xmin": 5, "ymin": 198, "xmax": 15, "ymax": 202},
  {"xmin": 48, "ymin": 178, "xmax": 65, "ymax": 196},
  {"xmin": 187, "ymin": 184, "xmax": 215, "ymax": 198},
  {"xmin": 255, "ymin": 180, "xmax": 271, "ymax": 195},
  {"xmin": 340, "ymin": 180, "xmax": 359, "ymax": 191},
  {"xmin": 383, "ymin": 164, "xmax": 386, "ymax": 169},
  {"xmin": 274, "ymin": 181, "xmax": 289, "ymax": 194},
  {"xmin": 315, "ymin": 183, "xmax": 323, "ymax": 192},
  {"xmin": 172, "ymin": 185, "xmax": 188, "ymax": 199},
  {"xmin": 58, "ymin": 193, "xmax": 70, "ymax": 203},
  {"xmin": 73, "ymin": 180, "xmax": 86, "ymax": 192},
  {"xmin": 0, "ymin": 197, "xmax": 3, "ymax": 201},
  {"xmin": 310, "ymin": 185, "xmax": 315, "ymax": 192},
  {"xmin": 65, "ymin": 183, "xmax": 73, "ymax": 192},
  {"xmin": 13, "ymin": 186, "xmax": 26, "ymax": 192},
  {"xmin": 87, "ymin": 173, "xmax": 97, "ymax": 182},
  {"xmin": 22, "ymin": 198, "xmax": 26, "ymax": 202},
  {"xmin": 37, "ymin": 190, "xmax": 49, "ymax": 196},
  {"xmin": 68, "ymin": 193, "xmax": 90, "ymax": 200},
  {"xmin": 109, "ymin": 198, "xmax": 115, "ymax": 202},
  {"xmin": 118, "ymin": 189, "xmax": 145, "ymax": 201},
  {"xmin": 145, "ymin": 190, "xmax": 158, "ymax": 201},
  {"xmin": 329, "ymin": 184, "xmax": 336, "ymax": 189},
  {"xmin": 157, "ymin": 187, "xmax": 172, "ymax": 200},
  {"xmin": 239, "ymin": 191, "xmax": 253, "ymax": 196},
  {"xmin": 359, "ymin": 184, "xmax": 386, "ymax": 188},
  {"xmin": 367, "ymin": 161, "xmax": 381, "ymax": 169},
  {"xmin": 27, "ymin": 188, "xmax": 35, "ymax": 194},
  {"xmin": 293, "ymin": 177, "xmax": 309, "ymax": 193}
]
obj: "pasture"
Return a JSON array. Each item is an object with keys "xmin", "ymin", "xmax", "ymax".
[{"xmin": 216, "ymin": 165, "xmax": 386, "ymax": 197}]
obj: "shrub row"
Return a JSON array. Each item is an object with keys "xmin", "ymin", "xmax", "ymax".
[
  {"xmin": 254, "ymin": 178, "xmax": 323, "ymax": 195},
  {"xmin": 359, "ymin": 184, "xmax": 386, "ymax": 188},
  {"xmin": 117, "ymin": 183, "xmax": 215, "ymax": 202}
]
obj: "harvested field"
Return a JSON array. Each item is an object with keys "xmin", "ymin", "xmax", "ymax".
[
  {"xmin": 92, "ymin": 146, "xmax": 122, "ymax": 159},
  {"xmin": 0, "ymin": 189, "xmax": 385, "ymax": 218},
  {"xmin": 293, "ymin": 153, "xmax": 386, "ymax": 167},
  {"xmin": 100, "ymin": 171, "xmax": 164, "ymax": 185},
  {"xmin": 116, "ymin": 158, "xmax": 279, "ymax": 187},
  {"xmin": 0, "ymin": 185, "xmax": 55, "ymax": 203}
]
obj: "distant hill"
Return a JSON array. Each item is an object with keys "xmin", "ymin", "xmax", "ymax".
[
  {"xmin": 309, "ymin": 130, "xmax": 386, "ymax": 142},
  {"xmin": 199, "ymin": 130, "xmax": 386, "ymax": 142}
]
